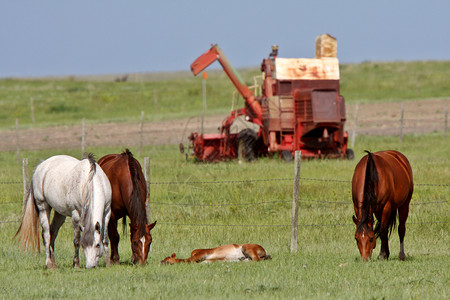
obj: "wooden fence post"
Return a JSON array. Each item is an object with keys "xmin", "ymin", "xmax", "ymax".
[
  {"xmin": 153, "ymin": 90, "xmax": 158, "ymax": 113},
  {"xmin": 30, "ymin": 97, "xmax": 35, "ymax": 125},
  {"xmin": 351, "ymin": 103, "xmax": 359, "ymax": 148},
  {"xmin": 399, "ymin": 103, "xmax": 404, "ymax": 143},
  {"xmin": 22, "ymin": 158, "xmax": 29, "ymax": 207},
  {"xmin": 444, "ymin": 102, "xmax": 448, "ymax": 139},
  {"xmin": 15, "ymin": 118, "xmax": 20, "ymax": 164},
  {"xmin": 144, "ymin": 157, "xmax": 151, "ymax": 224},
  {"xmin": 81, "ymin": 118, "xmax": 86, "ymax": 156},
  {"xmin": 201, "ymin": 72, "xmax": 207, "ymax": 135},
  {"xmin": 290, "ymin": 151, "xmax": 301, "ymax": 253},
  {"xmin": 139, "ymin": 111, "xmax": 145, "ymax": 156}
]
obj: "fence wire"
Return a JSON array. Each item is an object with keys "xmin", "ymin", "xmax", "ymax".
[{"xmin": 1, "ymin": 174, "xmax": 448, "ymax": 228}]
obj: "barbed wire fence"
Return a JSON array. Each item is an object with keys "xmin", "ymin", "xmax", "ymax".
[{"xmin": 1, "ymin": 153, "xmax": 449, "ymax": 252}]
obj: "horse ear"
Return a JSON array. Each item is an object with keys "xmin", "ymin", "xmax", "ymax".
[
  {"xmin": 352, "ymin": 215, "xmax": 359, "ymax": 225},
  {"xmin": 95, "ymin": 222, "xmax": 101, "ymax": 233},
  {"xmin": 148, "ymin": 220, "xmax": 157, "ymax": 231},
  {"xmin": 171, "ymin": 253, "xmax": 176, "ymax": 258}
]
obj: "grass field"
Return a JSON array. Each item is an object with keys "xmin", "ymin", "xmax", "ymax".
[
  {"xmin": 0, "ymin": 61, "xmax": 449, "ymax": 299},
  {"xmin": 0, "ymin": 133, "xmax": 448, "ymax": 299}
]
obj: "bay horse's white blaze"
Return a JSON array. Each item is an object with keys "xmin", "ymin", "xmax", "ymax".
[
  {"xmin": 161, "ymin": 244, "xmax": 271, "ymax": 264},
  {"xmin": 16, "ymin": 155, "xmax": 112, "ymax": 269},
  {"xmin": 140, "ymin": 236, "xmax": 145, "ymax": 257}
]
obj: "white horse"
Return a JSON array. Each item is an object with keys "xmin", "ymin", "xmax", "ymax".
[{"xmin": 16, "ymin": 154, "xmax": 112, "ymax": 269}]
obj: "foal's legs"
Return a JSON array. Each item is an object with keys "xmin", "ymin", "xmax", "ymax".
[
  {"xmin": 49, "ymin": 212, "xmax": 66, "ymax": 266},
  {"xmin": 71, "ymin": 211, "xmax": 81, "ymax": 268},
  {"xmin": 397, "ymin": 204, "xmax": 410, "ymax": 261},
  {"xmin": 242, "ymin": 245, "xmax": 262, "ymax": 261}
]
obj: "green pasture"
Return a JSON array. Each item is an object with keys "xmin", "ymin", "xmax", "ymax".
[
  {"xmin": 0, "ymin": 133, "xmax": 449, "ymax": 299},
  {"xmin": 0, "ymin": 60, "xmax": 449, "ymax": 298},
  {"xmin": 1, "ymin": 60, "xmax": 449, "ymax": 129}
]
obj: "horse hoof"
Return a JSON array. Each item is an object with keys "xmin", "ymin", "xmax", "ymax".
[
  {"xmin": 378, "ymin": 254, "xmax": 388, "ymax": 260},
  {"xmin": 399, "ymin": 252, "xmax": 406, "ymax": 261},
  {"xmin": 47, "ymin": 263, "xmax": 58, "ymax": 269}
]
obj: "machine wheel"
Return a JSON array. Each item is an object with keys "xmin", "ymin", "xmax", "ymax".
[
  {"xmin": 346, "ymin": 148, "xmax": 355, "ymax": 160},
  {"xmin": 237, "ymin": 128, "xmax": 257, "ymax": 162}
]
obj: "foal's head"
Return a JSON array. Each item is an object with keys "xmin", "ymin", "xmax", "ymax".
[
  {"xmin": 160, "ymin": 253, "xmax": 178, "ymax": 265},
  {"xmin": 130, "ymin": 221, "xmax": 157, "ymax": 265}
]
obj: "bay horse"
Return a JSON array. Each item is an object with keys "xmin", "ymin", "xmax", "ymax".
[
  {"xmin": 15, "ymin": 154, "xmax": 111, "ymax": 269},
  {"xmin": 98, "ymin": 149, "xmax": 156, "ymax": 265},
  {"xmin": 352, "ymin": 150, "xmax": 413, "ymax": 261},
  {"xmin": 161, "ymin": 244, "xmax": 271, "ymax": 264}
]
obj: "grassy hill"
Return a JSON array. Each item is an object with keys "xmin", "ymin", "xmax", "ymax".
[{"xmin": 0, "ymin": 60, "xmax": 449, "ymax": 129}]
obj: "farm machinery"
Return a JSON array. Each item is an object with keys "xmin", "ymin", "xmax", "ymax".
[{"xmin": 183, "ymin": 34, "xmax": 353, "ymax": 162}]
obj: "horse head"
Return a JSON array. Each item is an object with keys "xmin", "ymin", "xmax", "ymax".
[
  {"xmin": 353, "ymin": 215, "xmax": 376, "ymax": 261},
  {"xmin": 82, "ymin": 221, "xmax": 104, "ymax": 268},
  {"xmin": 130, "ymin": 220, "xmax": 157, "ymax": 265},
  {"xmin": 160, "ymin": 253, "xmax": 177, "ymax": 265}
]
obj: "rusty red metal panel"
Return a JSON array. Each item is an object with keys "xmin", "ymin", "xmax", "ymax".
[{"xmin": 311, "ymin": 91, "xmax": 340, "ymax": 123}]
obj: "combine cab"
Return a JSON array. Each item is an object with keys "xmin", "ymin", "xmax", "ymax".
[{"xmin": 184, "ymin": 34, "xmax": 353, "ymax": 162}]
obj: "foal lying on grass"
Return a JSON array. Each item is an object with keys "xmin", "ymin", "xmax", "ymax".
[{"xmin": 161, "ymin": 243, "xmax": 271, "ymax": 264}]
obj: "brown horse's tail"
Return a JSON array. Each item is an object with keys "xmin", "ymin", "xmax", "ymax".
[{"xmin": 15, "ymin": 186, "xmax": 40, "ymax": 252}]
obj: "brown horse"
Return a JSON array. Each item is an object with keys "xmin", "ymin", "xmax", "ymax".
[
  {"xmin": 98, "ymin": 149, "xmax": 156, "ymax": 265},
  {"xmin": 352, "ymin": 150, "xmax": 413, "ymax": 261},
  {"xmin": 161, "ymin": 244, "xmax": 271, "ymax": 264}
]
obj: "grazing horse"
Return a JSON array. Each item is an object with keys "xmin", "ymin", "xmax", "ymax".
[
  {"xmin": 352, "ymin": 150, "xmax": 413, "ymax": 261},
  {"xmin": 98, "ymin": 149, "xmax": 156, "ymax": 265},
  {"xmin": 15, "ymin": 154, "xmax": 111, "ymax": 269},
  {"xmin": 161, "ymin": 244, "xmax": 271, "ymax": 264}
]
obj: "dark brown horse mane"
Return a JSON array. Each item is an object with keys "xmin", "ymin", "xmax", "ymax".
[
  {"xmin": 357, "ymin": 151, "xmax": 378, "ymax": 234},
  {"xmin": 123, "ymin": 149, "xmax": 147, "ymax": 237},
  {"xmin": 359, "ymin": 150, "xmax": 397, "ymax": 238}
]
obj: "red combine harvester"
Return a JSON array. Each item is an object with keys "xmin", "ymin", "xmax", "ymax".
[{"xmin": 183, "ymin": 34, "xmax": 353, "ymax": 162}]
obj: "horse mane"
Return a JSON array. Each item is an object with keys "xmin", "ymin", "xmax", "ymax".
[
  {"xmin": 123, "ymin": 149, "xmax": 147, "ymax": 237},
  {"xmin": 358, "ymin": 151, "xmax": 378, "ymax": 234},
  {"xmin": 80, "ymin": 153, "xmax": 97, "ymax": 248},
  {"xmin": 360, "ymin": 150, "xmax": 398, "ymax": 238}
]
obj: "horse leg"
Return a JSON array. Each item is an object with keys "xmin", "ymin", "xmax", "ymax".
[
  {"xmin": 108, "ymin": 215, "xmax": 120, "ymax": 264},
  {"xmin": 378, "ymin": 206, "xmax": 392, "ymax": 260},
  {"xmin": 103, "ymin": 210, "xmax": 111, "ymax": 267},
  {"xmin": 397, "ymin": 204, "xmax": 410, "ymax": 261},
  {"xmin": 71, "ymin": 211, "xmax": 81, "ymax": 268},
  {"xmin": 37, "ymin": 203, "xmax": 55, "ymax": 269},
  {"xmin": 49, "ymin": 212, "xmax": 66, "ymax": 267},
  {"xmin": 242, "ymin": 245, "xmax": 261, "ymax": 261}
]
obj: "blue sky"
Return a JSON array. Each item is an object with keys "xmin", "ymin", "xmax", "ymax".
[{"xmin": 1, "ymin": 0, "xmax": 449, "ymax": 77}]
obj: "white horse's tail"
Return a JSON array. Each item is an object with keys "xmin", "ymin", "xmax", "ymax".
[
  {"xmin": 80, "ymin": 154, "xmax": 96, "ymax": 247},
  {"xmin": 15, "ymin": 186, "xmax": 40, "ymax": 252}
]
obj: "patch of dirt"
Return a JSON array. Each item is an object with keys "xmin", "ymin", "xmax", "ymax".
[{"xmin": 1, "ymin": 99, "xmax": 448, "ymax": 152}]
